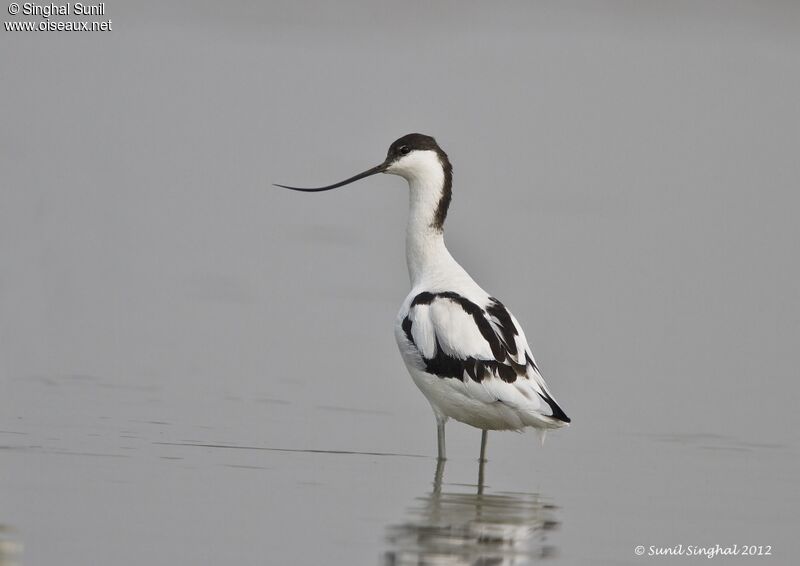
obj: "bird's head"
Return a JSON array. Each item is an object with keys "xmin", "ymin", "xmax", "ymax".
[
  {"xmin": 274, "ymin": 133, "xmax": 451, "ymax": 192},
  {"xmin": 275, "ymin": 133, "xmax": 454, "ymax": 230}
]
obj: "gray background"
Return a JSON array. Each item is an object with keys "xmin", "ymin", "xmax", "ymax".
[{"xmin": 2, "ymin": 1, "xmax": 798, "ymax": 565}]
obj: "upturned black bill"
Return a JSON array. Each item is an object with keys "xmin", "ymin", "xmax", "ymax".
[{"xmin": 274, "ymin": 162, "xmax": 388, "ymax": 192}]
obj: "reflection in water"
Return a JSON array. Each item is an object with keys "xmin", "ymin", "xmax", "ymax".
[
  {"xmin": 0, "ymin": 525, "xmax": 21, "ymax": 566},
  {"xmin": 385, "ymin": 460, "xmax": 559, "ymax": 565}
]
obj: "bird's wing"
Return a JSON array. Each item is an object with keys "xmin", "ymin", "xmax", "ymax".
[{"xmin": 400, "ymin": 291, "xmax": 570, "ymax": 424}]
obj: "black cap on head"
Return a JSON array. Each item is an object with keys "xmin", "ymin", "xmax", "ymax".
[{"xmin": 387, "ymin": 133, "xmax": 442, "ymax": 159}]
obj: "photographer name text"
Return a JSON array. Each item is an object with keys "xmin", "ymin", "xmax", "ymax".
[{"xmin": 13, "ymin": 2, "xmax": 104, "ymax": 18}]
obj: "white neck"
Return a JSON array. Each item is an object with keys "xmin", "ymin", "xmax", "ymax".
[
  {"xmin": 386, "ymin": 149, "xmax": 465, "ymax": 288},
  {"xmin": 404, "ymin": 169, "xmax": 459, "ymax": 287}
]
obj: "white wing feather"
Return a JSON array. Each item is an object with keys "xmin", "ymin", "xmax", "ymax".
[{"xmin": 400, "ymin": 293, "xmax": 569, "ymax": 427}]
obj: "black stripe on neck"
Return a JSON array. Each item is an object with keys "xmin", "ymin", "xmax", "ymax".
[{"xmin": 432, "ymin": 150, "xmax": 452, "ymax": 231}]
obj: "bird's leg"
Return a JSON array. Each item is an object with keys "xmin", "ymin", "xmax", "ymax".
[
  {"xmin": 479, "ymin": 429, "xmax": 488, "ymax": 463},
  {"xmin": 477, "ymin": 430, "xmax": 488, "ymax": 496},
  {"xmin": 433, "ymin": 458, "xmax": 445, "ymax": 495},
  {"xmin": 436, "ymin": 419, "xmax": 447, "ymax": 461},
  {"xmin": 477, "ymin": 454, "xmax": 486, "ymax": 496}
]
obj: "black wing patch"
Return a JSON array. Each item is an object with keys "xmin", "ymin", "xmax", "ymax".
[
  {"xmin": 402, "ymin": 291, "xmax": 570, "ymax": 424},
  {"xmin": 402, "ymin": 292, "xmax": 528, "ymax": 383},
  {"xmin": 539, "ymin": 390, "xmax": 571, "ymax": 423}
]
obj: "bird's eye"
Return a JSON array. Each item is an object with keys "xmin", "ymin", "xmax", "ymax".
[{"xmin": 399, "ymin": 145, "xmax": 411, "ymax": 155}]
